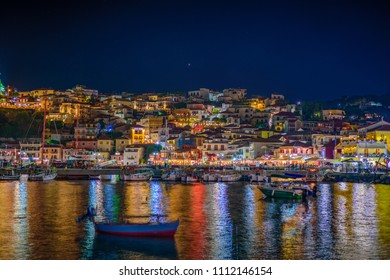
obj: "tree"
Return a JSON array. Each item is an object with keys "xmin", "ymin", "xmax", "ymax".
[{"xmin": 143, "ymin": 144, "xmax": 162, "ymax": 162}]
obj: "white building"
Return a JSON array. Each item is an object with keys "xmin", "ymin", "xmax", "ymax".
[
  {"xmin": 201, "ymin": 138, "xmax": 229, "ymax": 161},
  {"xmin": 188, "ymin": 88, "xmax": 211, "ymax": 100},
  {"xmin": 123, "ymin": 145, "xmax": 145, "ymax": 166}
]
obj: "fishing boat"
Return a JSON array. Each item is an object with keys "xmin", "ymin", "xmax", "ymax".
[
  {"xmin": 258, "ymin": 183, "xmax": 304, "ymax": 199},
  {"xmin": 94, "ymin": 219, "xmax": 180, "ymax": 237},
  {"xmin": 77, "ymin": 208, "xmax": 180, "ymax": 237}
]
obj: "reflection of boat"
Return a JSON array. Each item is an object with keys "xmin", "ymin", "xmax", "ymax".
[{"xmin": 93, "ymin": 234, "xmax": 178, "ymax": 259}]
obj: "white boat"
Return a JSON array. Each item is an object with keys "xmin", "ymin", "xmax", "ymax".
[
  {"xmin": 120, "ymin": 168, "xmax": 153, "ymax": 181},
  {"xmin": 218, "ymin": 173, "xmax": 241, "ymax": 182},
  {"xmin": 181, "ymin": 175, "xmax": 198, "ymax": 182},
  {"xmin": 249, "ymin": 174, "xmax": 267, "ymax": 182},
  {"xmin": 161, "ymin": 169, "xmax": 184, "ymax": 181},
  {"xmin": 28, "ymin": 170, "xmax": 57, "ymax": 181},
  {"xmin": 202, "ymin": 172, "xmax": 218, "ymax": 182}
]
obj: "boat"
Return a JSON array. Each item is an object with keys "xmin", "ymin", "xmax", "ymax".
[
  {"xmin": 258, "ymin": 183, "xmax": 304, "ymax": 199},
  {"xmin": 202, "ymin": 172, "xmax": 218, "ymax": 182},
  {"xmin": 28, "ymin": 167, "xmax": 57, "ymax": 181},
  {"xmin": 120, "ymin": 167, "xmax": 153, "ymax": 181},
  {"xmin": 94, "ymin": 219, "xmax": 180, "ymax": 237},
  {"xmin": 305, "ymin": 168, "xmax": 320, "ymax": 183},
  {"xmin": 89, "ymin": 175, "xmax": 101, "ymax": 180},
  {"xmin": 0, "ymin": 174, "xmax": 21, "ymax": 181},
  {"xmin": 218, "ymin": 172, "xmax": 241, "ymax": 182},
  {"xmin": 249, "ymin": 173, "xmax": 267, "ymax": 182},
  {"xmin": 0, "ymin": 168, "xmax": 21, "ymax": 181},
  {"xmin": 181, "ymin": 175, "xmax": 198, "ymax": 182},
  {"xmin": 161, "ymin": 168, "xmax": 184, "ymax": 181},
  {"xmin": 77, "ymin": 208, "xmax": 180, "ymax": 237}
]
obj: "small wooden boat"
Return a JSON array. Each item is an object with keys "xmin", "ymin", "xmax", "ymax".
[
  {"xmin": 258, "ymin": 184, "xmax": 304, "ymax": 199},
  {"xmin": 77, "ymin": 208, "xmax": 180, "ymax": 237},
  {"xmin": 94, "ymin": 219, "xmax": 180, "ymax": 237}
]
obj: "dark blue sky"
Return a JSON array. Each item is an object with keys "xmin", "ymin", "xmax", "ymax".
[{"xmin": 1, "ymin": 0, "xmax": 390, "ymax": 100}]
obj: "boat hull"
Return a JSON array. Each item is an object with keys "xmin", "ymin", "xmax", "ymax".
[
  {"xmin": 0, "ymin": 175, "xmax": 20, "ymax": 181},
  {"xmin": 28, "ymin": 173, "xmax": 57, "ymax": 181},
  {"xmin": 120, "ymin": 174, "xmax": 152, "ymax": 181},
  {"xmin": 94, "ymin": 220, "xmax": 180, "ymax": 237},
  {"xmin": 259, "ymin": 186, "xmax": 303, "ymax": 199}
]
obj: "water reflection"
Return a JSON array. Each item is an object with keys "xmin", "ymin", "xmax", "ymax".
[
  {"xmin": 0, "ymin": 180, "xmax": 389, "ymax": 260},
  {"xmin": 13, "ymin": 181, "xmax": 29, "ymax": 259},
  {"xmin": 92, "ymin": 234, "xmax": 178, "ymax": 260}
]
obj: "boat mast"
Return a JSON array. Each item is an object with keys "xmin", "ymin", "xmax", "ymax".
[
  {"xmin": 75, "ymin": 104, "xmax": 79, "ymax": 149},
  {"xmin": 41, "ymin": 92, "xmax": 47, "ymax": 164}
]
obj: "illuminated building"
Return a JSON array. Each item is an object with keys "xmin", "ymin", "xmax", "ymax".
[
  {"xmin": 130, "ymin": 125, "xmax": 145, "ymax": 144},
  {"xmin": 97, "ymin": 135, "xmax": 114, "ymax": 153}
]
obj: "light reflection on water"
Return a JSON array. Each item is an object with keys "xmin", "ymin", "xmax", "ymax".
[{"xmin": 0, "ymin": 180, "xmax": 389, "ymax": 260}]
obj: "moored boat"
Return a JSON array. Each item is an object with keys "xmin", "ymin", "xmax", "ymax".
[
  {"xmin": 161, "ymin": 168, "xmax": 184, "ymax": 181},
  {"xmin": 181, "ymin": 175, "xmax": 198, "ymax": 182},
  {"xmin": 258, "ymin": 183, "xmax": 304, "ymax": 199},
  {"xmin": 94, "ymin": 219, "xmax": 180, "ymax": 237},
  {"xmin": 120, "ymin": 167, "xmax": 153, "ymax": 181},
  {"xmin": 218, "ymin": 172, "xmax": 241, "ymax": 182},
  {"xmin": 0, "ymin": 168, "xmax": 20, "ymax": 181},
  {"xmin": 202, "ymin": 172, "xmax": 218, "ymax": 182},
  {"xmin": 28, "ymin": 170, "xmax": 57, "ymax": 181},
  {"xmin": 0, "ymin": 174, "xmax": 21, "ymax": 181}
]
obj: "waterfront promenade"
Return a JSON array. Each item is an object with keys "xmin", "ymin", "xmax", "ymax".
[{"xmin": 54, "ymin": 167, "xmax": 390, "ymax": 184}]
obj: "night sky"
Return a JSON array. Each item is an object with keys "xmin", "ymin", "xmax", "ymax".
[{"xmin": 1, "ymin": 0, "xmax": 390, "ymax": 100}]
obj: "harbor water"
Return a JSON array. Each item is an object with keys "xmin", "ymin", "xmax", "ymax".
[{"xmin": 0, "ymin": 179, "xmax": 389, "ymax": 260}]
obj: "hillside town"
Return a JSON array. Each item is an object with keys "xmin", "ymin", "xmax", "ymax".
[{"xmin": 0, "ymin": 80, "xmax": 389, "ymax": 172}]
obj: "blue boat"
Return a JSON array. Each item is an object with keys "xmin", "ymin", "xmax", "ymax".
[
  {"xmin": 94, "ymin": 220, "xmax": 180, "ymax": 237},
  {"xmin": 77, "ymin": 207, "xmax": 180, "ymax": 237}
]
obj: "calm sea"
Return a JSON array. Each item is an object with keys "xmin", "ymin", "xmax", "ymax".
[{"xmin": 0, "ymin": 178, "xmax": 389, "ymax": 260}]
